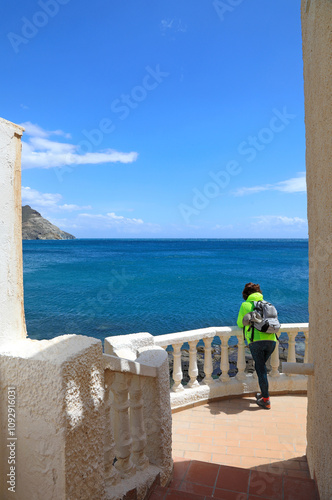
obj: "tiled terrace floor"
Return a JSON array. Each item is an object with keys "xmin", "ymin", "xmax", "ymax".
[
  {"xmin": 172, "ymin": 395, "xmax": 308, "ymax": 477},
  {"xmin": 149, "ymin": 395, "xmax": 316, "ymax": 500}
]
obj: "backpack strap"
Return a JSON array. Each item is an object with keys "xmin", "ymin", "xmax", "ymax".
[{"xmin": 250, "ymin": 324, "xmax": 255, "ymax": 343}]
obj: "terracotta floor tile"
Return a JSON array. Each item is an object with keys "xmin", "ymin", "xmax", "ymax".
[
  {"xmin": 241, "ymin": 457, "xmax": 272, "ymax": 468},
  {"xmin": 241, "ymin": 440, "xmax": 267, "ymax": 450},
  {"xmin": 167, "ymin": 478, "xmax": 182, "ymax": 490},
  {"xmin": 254, "ymin": 465, "xmax": 285, "ymax": 476},
  {"xmin": 294, "ymin": 445, "xmax": 306, "ymax": 454},
  {"xmin": 174, "ymin": 427, "xmax": 199, "ymax": 436},
  {"xmin": 285, "ymin": 470, "xmax": 310, "ymax": 479},
  {"xmin": 171, "ymin": 395, "xmax": 308, "ymax": 476},
  {"xmin": 281, "ymin": 451, "xmax": 300, "ymax": 460},
  {"xmin": 278, "ymin": 436, "xmax": 306, "ymax": 445},
  {"xmin": 148, "ymin": 485, "xmax": 166, "ymax": 499},
  {"xmin": 283, "ymin": 476, "xmax": 318, "ymax": 500},
  {"xmin": 172, "ymin": 422, "xmax": 190, "ymax": 429},
  {"xmin": 200, "ymin": 443, "xmax": 227, "ymax": 454},
  {"xmin": 216, "ymin": 465, "xmax": 250, "ymax": 493},
  {"xmin": 202, "ymin": 430, "xmax": 227, "ymax": 439},
  {"xmin": 183, "ymin": 451, "xmax": 212, "ymax": 461},
  {"xmin": 171, "ymin": 449, "xmax": 184, "ymax": 458},
  {"xmin": 299, "ymin": 461, "xmax": 309, "ymax": 471},
  {"xmin": 254, "ymin": 449, "xmax": 284, "ymax": 460},
  {"xmin": 213, "ymin": 488, "xmax": 247, "ymax": 499},
  {"xmin": 190, "ymin": 422, "xmax": 215, "ymax": 430},
  {"xmin": 190, "ymin": 435, "xmax": 214, "ymax": 444},
  {"xmin": 265, "ymin": 441, "xmax": 292, "ymax": 452},
  {"xmin": 172, "ymin": 459, "xmax": 191, "ymax": 480},
  {"xmin": 248, "ymin": 496, "xmax": 274, "ymax": 500},
  {"xmin": 178, "ymin": 480, "xmax": 213, "ymax": 496},
  {"xmin": 185, "ymin": 460, "xmax": 220, "ymax": 486},
  {"xmin": 216, "ymin": 439, "xmax": 239, "ymax": 448},
  {"xmin": 249, "ymin": 470, "xmax": 283, "ymax": 500},
  {"xmin": 251, "ymin": 432, "xmax": 268, "ymax": 441},
  {"xmin": 172, "ymin": 433, "xmax": 188, "ymax": 443},
  {"xmin": 227, "ymin": 446, "xmax": 254, "ymax": 457},
  {"xmin": 211, "ymin": 454, "xmax": 243, "ymax": 467},
  {"xmin": 176, "ymin": 442, "xmax": 200, "ymax": 452},
  {"xmin": 268, "ymin": 463, "xmax": 301, "ymax": 475},
  {"xmin": 172, "ymin": 456, "xmax": 187, "ymax": 463},
  {"xmin": 165, "ymin": 489, "xmax": 205, "ymax": 500}
]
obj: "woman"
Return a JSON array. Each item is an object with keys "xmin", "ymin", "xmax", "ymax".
[{"xmin": 237, "ymin": 282, "xmax": 277, "ymax": 409}]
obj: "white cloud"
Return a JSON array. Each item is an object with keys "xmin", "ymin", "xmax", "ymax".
[
  {"xmin": 253, "ymin": 215, "xmax": 307, "ymax": 227},
  {"xmin": 79, "ymin": 212, "xmax": 145, "ymax": 226},
  {"xmin": 275, "ymin": 174, "xmax": 307, "ymax": 193},
  {"xmin": 22, "ymin": 186, "xmax": 62, "ymax": 208},
  {"xmin": 20, "ymin": 122, "xmax": 138, "ymax": 169},
  {"xmin": 21, "ymin": 121, "xmax": 71, "ymax": 139},
  {"xmin": 233, "ymin": 173, "xmax": 306, "ymax": 196},
  {"xmin": 59, "ymin": 204, "xmax": 92, "ymax": 211},
  {"xmin": 50, "ymin": 212, "xmax": 161, "ymax": 236},
  {"xmin": 22, "ymin": 186, "xmax": 91, "ymax": 212}
]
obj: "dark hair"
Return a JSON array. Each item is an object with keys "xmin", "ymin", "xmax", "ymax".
[{"xmin": 242, "ymin": 282, "xmax": 262, "ymax": 300}]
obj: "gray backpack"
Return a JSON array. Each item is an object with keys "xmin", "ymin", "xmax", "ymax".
[{"xmin": 242, "ymin": 300, "xmax": 280, "ymax": 342}]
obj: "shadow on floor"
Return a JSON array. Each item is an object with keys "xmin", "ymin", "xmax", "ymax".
[{"xmin": 149, "ymin": 458, "xmax": 318, "ymax": 500}]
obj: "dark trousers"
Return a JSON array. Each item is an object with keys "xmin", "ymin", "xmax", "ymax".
[{"xmin": 249, "ymin": 340, "xmax": 276, "ymax": 398}]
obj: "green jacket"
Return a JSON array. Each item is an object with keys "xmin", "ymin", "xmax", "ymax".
[{"xmin": 237, "ymin": 292, "xmax": 277, "ymax": 344}]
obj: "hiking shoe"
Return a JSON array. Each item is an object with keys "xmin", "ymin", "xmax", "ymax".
[
  {"xmin": 255, "ymin": 393, "xmax": 262, "ymax": 400},
  {"xmin": 256, "ymin": 397, "xmax": 271, "ymax": 410}
]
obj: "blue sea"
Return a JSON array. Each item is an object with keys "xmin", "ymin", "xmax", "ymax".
[{"xmin": 23, "ymin": 239, "xmax": 308, "ymax": 343}]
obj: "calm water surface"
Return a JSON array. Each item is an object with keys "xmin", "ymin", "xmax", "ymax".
[{"xmin": 23, "ymin": 239, "xmax": 308, "ymax": 342}]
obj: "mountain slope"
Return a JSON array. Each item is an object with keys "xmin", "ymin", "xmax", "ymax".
[{"xmin": 22, "ymin": 206, "xmax": 75, "ymax": 240}]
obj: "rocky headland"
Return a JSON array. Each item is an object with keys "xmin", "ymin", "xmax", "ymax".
[{"xmin": 22, "ymin": 205, "xmax": 75, "ymax": 240}]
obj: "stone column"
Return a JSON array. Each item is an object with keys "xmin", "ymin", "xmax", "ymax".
[{"xmin": 0, "ymin": 118, "xmax": 26, "ymax": 345}]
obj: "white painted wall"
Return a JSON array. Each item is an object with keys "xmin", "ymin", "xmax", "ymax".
[{"xmin": 0, "ymin": 117, "xmax": 26, "ymax": 345}]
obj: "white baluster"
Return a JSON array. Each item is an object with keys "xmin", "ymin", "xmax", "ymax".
[
  {"xmin": 129, "ymin": 375, "xmax": 149, "ymax": 470},
  {"xmin": 304, "ymin": 330, "xmax": 309, "ymax": 363},
  {"xmin": 270, "ymin": 339, "xmax": 280, "ymax": 377},
  {"xmin": 286, "ymin": 331, "xmax": 297, "ymax": 376},
  {"xmin": 104, "ymin": 373, "xmax": 120, "ymax": 485},
  {"xmin": 110, "ymin": 373, "xmax": 135, "ymax": 477},
  {"xmin": 287, "ymin": 332, "xmax": 297, "ymax": 363},
  {"xmin": 203, "ymin": 338, "xmax": 214, "ymax": 385},
  {"xmin": 219, "ymin": 335, "xmax": 230, "ymax": 382},
  {"xmin": 172, "ymin": 344, "xmax": 184, "ymax": 392},
  {"xmin": 236, "ymin": 335, "xmax": 247, "ymax": 381},
  {"xmin": 187, "ymin": 340, "xmax": 199, "ymax": 388}
]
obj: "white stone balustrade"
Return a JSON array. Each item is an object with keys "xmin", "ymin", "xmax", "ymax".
[
  {"xmin": 187, "ymin": 340, "xmax": 199, "ymax": 388},
  {"xmin": 153, "ymin": 324, "xmax": 309, "ymax": 409},
  {"xmin": 203, "ymin": 337, "xmax": 213, "ymax": 385},
  {"xmin": 172, "ymin": 344, "xmax": 184, "ymax": 392},
  {"xmin": 110, "ymin": 372, "xmax": 135, "ymax": 478},
  {"xmin": 235, "ymin": 333, "xmax": 247, "ymax": 381},
  {"xmin": 129, "ymin": 375, "xmax": 149, "ymax": 470},
  {"xmin": 219, "ymin": 333, "xmax": 231, "ymax": 382},
  {"xmin": 103, "ymin": 340, "xmax": 173, "ymax": 498}
]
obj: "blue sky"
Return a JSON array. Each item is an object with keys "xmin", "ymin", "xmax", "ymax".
[{"xmin": 2, "ymin": 0, "xmax": 307, "ymax": 238}]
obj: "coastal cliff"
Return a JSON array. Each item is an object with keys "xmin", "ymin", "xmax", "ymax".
[{"xmin": 22, "ymin": 205, "xmax": 75, "ymax": 240}]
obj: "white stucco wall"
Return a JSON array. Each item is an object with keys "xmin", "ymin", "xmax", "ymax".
[
  {"xmin": 0, "ymin": 117, "xmax": 26, "ymax": 345},
  {"xmin": 0, "ymin": 335, "xmax": 106, "ymax": 500},
  {"xmin": 302, "ymin": 1, "xmax": 332, "ymax": 499}
]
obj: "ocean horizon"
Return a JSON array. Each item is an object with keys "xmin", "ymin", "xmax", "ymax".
[{"xmin": 23, "ymin": 238, "xmax": 309, "ymax": 343}]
